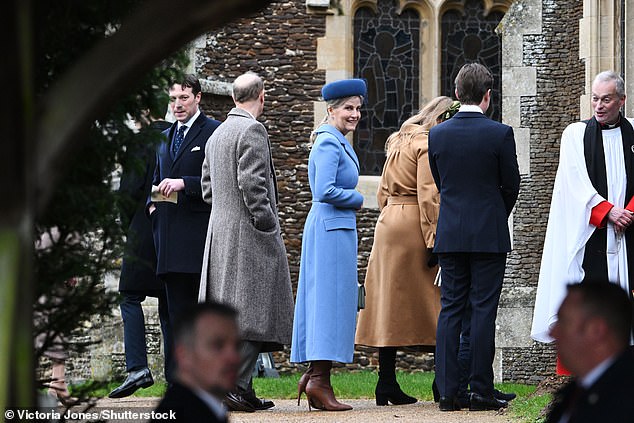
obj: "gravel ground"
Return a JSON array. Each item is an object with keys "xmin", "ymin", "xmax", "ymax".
[{"xmin": 92, "ymin": 397, "xmax": 515, "ymax": 423}]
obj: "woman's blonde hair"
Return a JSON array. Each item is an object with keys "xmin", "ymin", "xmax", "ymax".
[
  {"xmin": 384, "ymin": 96, "xmax": 454, "ymax": 153},
  {"xmin": 310, "ymin": 95, "xmax": 364, "ymax": 143}
]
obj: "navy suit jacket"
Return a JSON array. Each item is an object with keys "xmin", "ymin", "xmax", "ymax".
[
  {"xmin": 546, "ymin": 350, "xmax": 634, "ymax": 423},
  {"xmin": 152, "ymin": 382, "xmax": 227, "ymax": 423},
  {"xmin": 148, "ymin": 112, "xmax": 221, "ymax": 275},
  {"xmin": 428, "ymin": 111, "xmax": 520, "ymax": 253}
]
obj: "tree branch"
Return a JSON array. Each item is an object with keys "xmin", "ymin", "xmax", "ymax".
[{"xmin": 35, "ymin": 0, "xmax": 272, "ymax": 211}]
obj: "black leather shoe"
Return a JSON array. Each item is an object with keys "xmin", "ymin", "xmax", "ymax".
[
  {"xmin": 494, "ymin": 388, "xmax": 517, "ymax": 401},
  {"xmin": 108, "ymin": 368, "xmax": 154, "ymax": 398},
  {"xmin": 457, "ymin": 394, "xmax": 470, "ymax": 409},
  {"xmin": 225, "ymin": 391, "xmax": 256, "ymax": 412},
  {"xmin": 242, "ymin": 391, "xmax": 275, "ymax": 410},
  {"xmin": 432, "ymin": 378, "xmax": 440, "ymax": 402},
  {"xmin": 469, "ymin": 392, "xmax": 508, "ymax": 411},
  {"xmin": 439, "ymin": 396, "xmax": 461, "ymax": 411}
]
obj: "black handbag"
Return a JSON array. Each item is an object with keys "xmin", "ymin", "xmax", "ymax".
[{"xmin": 358, "ymin": 284, "xmax": 366, "ymax": 310}]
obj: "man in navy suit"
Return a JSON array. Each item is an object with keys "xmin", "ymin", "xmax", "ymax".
[
  {"xmin": 429, "ymin": 63, "xmax": 520, "ymax": 411},
  {"xmin": 147, "ymin": 75, "xmax": 221, "ymax": 334}
]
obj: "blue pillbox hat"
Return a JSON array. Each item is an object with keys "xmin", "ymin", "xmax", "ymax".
[{"xmin": 321, "ymin": 79, "xmax": 367, "ymax": 101}]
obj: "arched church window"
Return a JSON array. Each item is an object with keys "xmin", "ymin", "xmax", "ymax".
[
  {"xmin": 441, "ymin": 0, "xmax": 504, "ymax": 121},
  {"xmin": 353, "ymin": 0, "xmax": 420, "ymax": 175}
]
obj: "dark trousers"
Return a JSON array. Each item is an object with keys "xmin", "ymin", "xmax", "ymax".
[
  {"xmin": 435, "ymin": 252, "xmax": 506, "ymax": 398},
  {"xmin": 161, "ymin": 272, "xmax": 200, "ymax": 382},
  {"xmin": 161, "ymin": 272, "xmax": 201, "ymax": 329},
  {"xmin": 120, "ymin": 290, "xmax": 173, "ymax": 382},
  {"xmin": 457, "ymin": 306, "xmax": 472, "ymax": 398},
  {"xmin": 237, "ymin": 341, "xmax": 263, "ymax": 393}
]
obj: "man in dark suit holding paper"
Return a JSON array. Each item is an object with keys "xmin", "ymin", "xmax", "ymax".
[
  {"xmin": 147, "ymin": 75, "xmax": 220, "ymax": 331},
  {"xmin": 428, "ymin": 63, "xmax": 520, "ymax": 411}
]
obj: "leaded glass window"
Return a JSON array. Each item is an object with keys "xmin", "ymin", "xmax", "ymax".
[
  {"xmin": 353, "ymin": 1, "xmax": 420, "ymax": 175},
  {"xmin": 441, "ymin": 0, "xmax": 504, "ymax": 121}
]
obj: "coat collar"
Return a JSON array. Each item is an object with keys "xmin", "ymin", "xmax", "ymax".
[
  {"xmin": 227, "ymin": 107, "xmax": 255, "ymax": 120},
  {"xmin": 315, "ymin": 124, "xmax": 360, "ymax": 171},
  {"xmin": 453, "ymin": 111, "xmax": 488, "ymax": 119}
]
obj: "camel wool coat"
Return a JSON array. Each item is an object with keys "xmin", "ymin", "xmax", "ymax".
[
  {"xmin": 355, "ymin": 126, "xmax": 441, "ymax": 349},
  {"xmin": 198, "ymin": 108, "xmax": 294, "ymax": 351}
]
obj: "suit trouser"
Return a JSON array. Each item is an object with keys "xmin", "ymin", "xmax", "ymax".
[
  {"xmin": 161, "ymin": 272, "xmax": 200, "ymax": 381},
  {"xmin": 457, "ymin": 306, "xmax": 472, "ymax": 397},
  {"xmin": 237, "ymin": 340, "xmax": 263, "ymax": 393},
  {"xmin": 120, "ymin": 290, "xmax": 173, "ymax": 382},
  {"xmin": 161, "ymin": 272, "xmax": 200, "ymax": 328},
  {"xmin": 435, "ymin": 252, "xmax": 506, "ymax": 398}
]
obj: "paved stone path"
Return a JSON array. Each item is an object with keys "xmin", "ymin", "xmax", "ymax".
[{"xmin": 94, "ymin": 397, "xmax": 515, "ymax": 422}]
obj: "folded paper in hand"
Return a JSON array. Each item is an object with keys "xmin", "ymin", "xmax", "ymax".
[{"xmin": 151, "ymin": 185, "xmax": 178, "ymax": 204}]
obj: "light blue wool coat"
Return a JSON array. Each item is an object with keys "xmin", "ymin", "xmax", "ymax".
[{"xmin": 290, "ymin": 124, "xmax": 364, "ymax": 363}]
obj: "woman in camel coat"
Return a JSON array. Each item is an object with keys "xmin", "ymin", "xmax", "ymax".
[{"xmin": 355, "ymin": 96, "xmax": 459, "ymax": 405}]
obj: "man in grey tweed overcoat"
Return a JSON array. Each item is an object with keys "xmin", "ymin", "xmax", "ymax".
[{"xmin": 198, "ymin": 72, "xmax": 294, "ymax": 412}]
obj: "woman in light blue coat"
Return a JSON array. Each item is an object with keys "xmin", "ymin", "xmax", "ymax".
[{"xmin": 291, "ymin": 79, "xmax": 366, "ymax": 411}]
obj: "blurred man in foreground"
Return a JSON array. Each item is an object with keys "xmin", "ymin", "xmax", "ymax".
[
  {"xmin": 546, "ymin": 282, "xmax": 634, "ymax": 423},
  {"xmin": 152, "ymin": 302, "xmax": 240, "ymax": 423}
]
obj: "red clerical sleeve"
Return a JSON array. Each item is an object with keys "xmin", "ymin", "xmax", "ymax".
[
  {"xmin": 626, "ymin": 196, "xmax": 634, "ymax": 212},
  {"xmin": 590, "ymin": 201, "xmax": 613, "ymax": 228}
]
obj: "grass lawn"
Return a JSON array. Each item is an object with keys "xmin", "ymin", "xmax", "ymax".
[{"xmin": 78, "ymin": 371, "xmax": 550, "ymax": 422}]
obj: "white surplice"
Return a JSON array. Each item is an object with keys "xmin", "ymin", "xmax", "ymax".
[{"xmin": 531, "ymin": 121, "xmax": 630, "ymax": 343}]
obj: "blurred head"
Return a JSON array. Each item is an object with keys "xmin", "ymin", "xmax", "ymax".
[
  {"xmin": 592, "ymin": 71, "xmax": 625, "ymax": 125},
  {"xmin": 173, "ymin": 302, "xmax": 240, "ymax": 396},
  {"xmin": 454, "ymin": 63, "xmax": 493, "ymax": 108},
  {"xmin": 232, "ymin": 72, "xmax": 265, "ymax": 117},
  {"xmin": 169, "ymin": 74, "xmax": 202, "ymax": 123},
  {"xmin": 549, "ymin": 281, "xmax": 631, "ymax": 377},
  {"xmin": 385, "ymin": 96, "xmax": 457, "ymax": 153}
]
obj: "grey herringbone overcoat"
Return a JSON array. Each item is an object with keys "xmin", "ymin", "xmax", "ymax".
[{"xmin": 198, "ymin": 108, "xmax": 293, "ymax": 350}]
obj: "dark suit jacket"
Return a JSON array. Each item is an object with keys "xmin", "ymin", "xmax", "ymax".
[
  {"xmin": 148, "ymin": 112, "xmax": 220, "ymax": 275},
  {"xmin": 546, "ymin": 350, "xmax": 634, "ymax": 423},
  {"xmin": 428, "ymin": 111, "xmax": 520, "ymax": 253},
  {"xmin": 152, "ymin": 382, "xmax": 227, "ymax": 423},
  {"xmin": 118, "ymin": 121, "xmax": 171, "ymax": 293}
]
